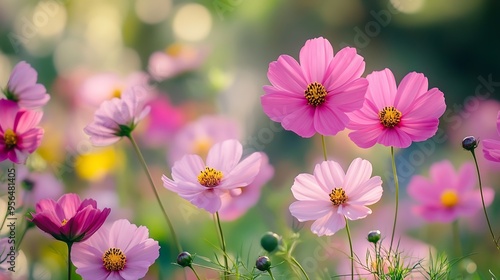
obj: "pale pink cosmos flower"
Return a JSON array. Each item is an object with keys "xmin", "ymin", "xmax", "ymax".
[
  {"xmin": 289, "ymin": 158, "xmax": 383, "ymax": 236},
  {"xmin": 168, "ymin": 115, "xmax": 240, "ymax": 165},
  {"xmin": 0, "ymin": 100, "xmax": 44, "ymax": 164},
  {"xmin": 72, "ymin": 219, "xmax": 160, "ymax": 280},
  {"xmin": 407, "ymin": 160, "xmax": 494, "ymax": 223},
  {"xmin": 83, "ymin": 89, "xmax": 150, "ymax": 146},
  {"xmin": 162, "ymin": 139, "xmax": 262, "ymax": 213},
  {"xmin": 2, "ymin": 61, "xmax": 50, "ymax": 110},
  {"xmin": 261, "ymin": 37, "xmax": 368, "ymax": 138},
  {"xmin": 218, "ymin": 153, "xmax": 274, "ymax": 221},
  {"xmin": 348, "ymin": 68, "xmax": 446, "ymax": 148},
  {"xmin": 148, "ymin": 43, "xmax": 207, "ymax": 81},
  {"xmin": 482, "ymin": 111, "xmax": 500, "ymax": 162}
]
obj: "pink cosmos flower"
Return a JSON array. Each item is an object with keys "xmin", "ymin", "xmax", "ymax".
[
  {"xmin": 482, "ymin": 111, "xmax": 500, "ymax": 162},
  {"xmin": 218, "ymin": 153, "xmax": 274, "ymax": 221},
  {"xmin": 407, "ymin": 160, "xmax": 494, "ymax": 223},
  {"xmin": 289, "ymin": 158, "xmax": 383, "ymax": 236},
  {"xmin": 168, "ymin": 115, "xmax": 240, "ymax": 165},
  {"xmin": 261, "ymin": 37, "xmax": 368, "ymax": 138},
  {"xmin": 0, "ymin": 100, "xmax": 44, "ymax": 164},
  {"xmin": 148, "ymin": 43, "xmax": 207, "ymax": 81},
  {"xmin": 72, "ymin": 219, "xmax": 160, "ymax": 280},
  {"xmin": 83, "ymin": 89, "xmax": 150, "ymax": 146},
  {"xmin": 30, "ymin": 193, "xmax": 111, "ymax": 243},
  {"xmin": 348, "ymin": 68, "xmax": 446, "ymax": 148},
  {"xmin": 2, "ymin": 61, "xmax": 50, "ymax": 110},
  {"xmin": 162, "ymin": 139, "xmax": 262, "ymax": 213}
]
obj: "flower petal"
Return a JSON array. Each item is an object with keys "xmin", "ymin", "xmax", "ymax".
[
  {"xmin": 281, "ymin": 104, "xmax": 316, "ymax": 138},
  {"xmin": 221, "ymin": 152, "xmax": 261, "ymax": 189},
  {"xmin": 310, "ymin": 210, "xmax": 346, "ymax": 236},
  {"xmin": 313, "ymin": 104, "xmax": 349, "ymax": 136},
  {"xmin": 340, "ymin": 204, "xmax": 372, "ymax": 220},
  {"xmin": 291, "ymin": 173, "xmax": 329, "ymax": 201},
  {"xmin": 289, "ymin": 200, "xmax": 333, "ymax": 222},
  {"xmin": 299, "ymin": 37, "xmax": 333, "ymax": 83},
  {"xmin": 267, "ymin": 55, "xmax": 308, "ymax": 93},
  {"xmin": 394, "ymin": 72, "xmax": 429, "ymax": 114},
  {"xmin": 261, "ymin": 87, "xmax": 307, "ymax": 122},
  {"xmin": 365, "ymin": 69, "xmax": 397, "ymax": 109},
  {"xmin": 325, "ymin": 47, "xmax": 366, "ymax": 90},
  {"xmin": 313, "ymin": 161, "xmax": 344, "ymax": 193},
  {"xmin": 343, "ymin": 158, "xmax": 372, "ymax": 194},
  {"xmin": 206, "ymin": 139, "xmax": 242, "ymax": 174}
]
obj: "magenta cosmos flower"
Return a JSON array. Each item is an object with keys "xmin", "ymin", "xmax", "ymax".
[
  {"xmin": 2, "ymin": 61, "xmax": 50, "ymax": 110},
  {"xmin": 71, "ymin": 219, "xmax": 159, "ymax": 280},
  {"xmin": 218, "ymin": 153, "xmax": 274, "ymax": 221},
  {"xmin": 30, "ymin": 193, "xmax": 111, "ymax": 243},
  {"xmin": 261, "ymin": 37, "xmax": 368, "ymax": 138},
  {"xmin": 162, "ymin": 139, "xmax": 262, "ymax": 213},
  {"xmin": 482, "ymin": 111, "xmax": 500, "ymax": 162},
  {"xmin": 407, "ymin": 160, "xmax": 494, "ymax": 223},
  {"xmin": 289, "ymin": 158, "xmax": 383, "ymax": 236},
  {"xmin": 348, "ymin": 68, "xmax": 446, "ymax": 148},
  {"xmin": 84, "ymin": 89, "xmax": 150, "ymax": 146},
  {"xmin": 0, "ymin": 100, "xmax": 44, "ymax": 164}
]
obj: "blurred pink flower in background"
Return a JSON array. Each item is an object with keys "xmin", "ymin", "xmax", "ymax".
[
  {"xmin": 84, "ymin": 89, "xmax": 151, "ymax": 146},
  {"xmin": 0, "ymin": 100, "xmax": 44, "ymax": 164},
  {"xmin": 72, "ymin": 219, "xmax": 160, "ymax": 280},
  {"xmin": 482, "ymin": 111, "xmax": 500, "ymax": 162},
  {"xmin": 148, "ymin": 43, "xmax": 207, "ymax": 81},
  {"xmin": 289, "ymin": 158, "xmax": 383, "ymax": 236},
  {"xmin": 168, "ymin": 115, "xmax": 240, "ymax": 164},
  {"xmin": 218, "ymin": 153, "xmax": 274, "ymax": 221},
  {"xmin": 348, "ymin": 68, "xmax": 446, "ymax": 148},
  {"xmin": 2, "ymin": 61, "xmax": 50, "ymax": 110},
  {"xmin": 13, "ymin": 166, "xmax": 64, "ymax": 208},
  {"xmin": 140, "ymin": 94, "xmax": 186, "ymax": 146},
  {"xmin": 30, "ymin": 193, "xmax": 111, "ymax": 243},
  {"xmin": 261, "ymin": 37, "xmax": 368, "ymax": 138},
  {"xmin": 407, "ymin": 160, "xmax": 494, "ymax": 223},
  {"xmin": 162, "ymin": 139, "xmax": 262, "ymax": 213},
  {"xmin": 78, "ymin": 72, "xmax": 151, "ymax": 108}
]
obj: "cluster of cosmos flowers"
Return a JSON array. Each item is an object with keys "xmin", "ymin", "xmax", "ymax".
[{"xmin": 1, "ymin": 36, "xmax": 500, "ymax": 279}]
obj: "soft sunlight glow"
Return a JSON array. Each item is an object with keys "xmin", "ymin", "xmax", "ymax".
[
  {"xmin": 135, "ymin": 0, "xmax": 172, "ymax": 24},
  {"xmin": 172, "ymin": 3, "xmax": 212, "ymax": 42},
  {"xmin": 390, "ymin": 0, "xmax": 425, "ymax": 14}
]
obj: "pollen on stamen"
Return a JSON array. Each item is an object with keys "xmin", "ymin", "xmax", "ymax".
[
  {"xmin": 61, "ymin": 219, "xmax": 68, "ymax": 226},
  {"xmin": 304, "ymin": 82, "xmax": 327, "ymax": 106},
  {"xmin": 197, "ymin": 167, "xmax": 223, "ymax": 188},
  {"xmin": 440, "ymin": 190, "xmax": 459, "ymax": 208},
  {"xmin": 102, "ymin": 247, "xmax": 126, "ymax": 271},
  {"xmin": 379, "ymin": 106, "xmax": 402, "ymax": 128},
  {"xmin": 329, "ymin": 188, "xmax": 348, "ymax": 206},
  {"xmin": 4, "ymin": 129, "xmax": 17, "ymax": 148}
]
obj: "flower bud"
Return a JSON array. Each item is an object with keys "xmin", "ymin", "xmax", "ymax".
[
  {"xmin": 462, "ymin": 136, "xmax": 478, "ymax": 151},
  {"xmin": 177, "ymin": 251, "xmax": 193, "ymax": 267},
  {"xmin": 255, "ymin": 256, "xmax": 272, "ymax": 271},
  {"xmin": 260, "ymin": 232, "xmax": 280, "ymax": 252},
  {"xmin": 367, "ymin": 230, "xmax": 381, "ymax": 244}
]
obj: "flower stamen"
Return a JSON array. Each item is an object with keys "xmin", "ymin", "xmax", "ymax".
[
  {"xmin": 440, "ymin": 190, "xmax": 459, "ymax": 208},
  {"xmin": 198, "ymin": 167, "xmax": 223, "ymax": 188},
  {"xmin": 330, "ymin": 188, "xmax": 348, "ymax": 205},
  {"xmin": 61, "ymin": 219, "xmax": 68, "ymax": 226},
  {"xmin": 379, "ymin": 106, "xmax": 402, "ymax": 128},
  {"xmin": 102, "ymin": 247, "xmax": 126, "ymax": 271},
  {"xmin": 305, "ymin": 82, "xmax": 327, "ymax": 106},
  {"xmin": 4, "ymin": 129, "xmax": 17, "ymax": 148}
]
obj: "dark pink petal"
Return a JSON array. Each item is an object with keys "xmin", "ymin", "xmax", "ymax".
[
  {"xmin": 58, "ymin": 193, "xmax": 82, "ymax": 219},
  {"xmin": 377, "ymin": 128, "xmax": 413, "ymax": 148},
  {"xmin": 13, "ymin": 110, "xmax": 42, "ymax": 134},
  {"xmin": 458, "ymin": 188, "xmax": 494, "ymax": 216},
  {"xmin": 327, "ymin": 78, "xmax": 368, "ymax": 112},
  {"xmin": 407, "ymin": 176, "xmax": 441, "ymax": 205},
  {"xmin": 289, "ymin": 200, "xmax": 333, "ymax": 221},
  {"xmin": 267, "ymin": 55, "xmax": 307, "ymax": 93},
  {"xmin": 206, "ymin": 139, "xmax": 243, "ymax": 174},
  {"xmin": 365, "ymin": 69, "xmax": 397, "ymax": 109},
  {"xmin": 403, "ymin": 88, "xmax": 445, "ymax": 119},
  {"xmin": 413, "ymin": 205, "xmax": 457, "ymax": 223},
  {"xmin": 429, "ymin": 161, "xmax": 457, "ymax": 192},
  {"xmin": 455, "ymin": 162, "xmax": 475, "ymax": 192},
  {"xmin": 16, "ymin": 127, "xmax": 43, "ymax": 153},
  {"xmin": 0, "ymin": 100, "xmax": 20, "ymax": 130},
  {"xmin": 299, "ymin": 37, "xmax": 333, "ymax": 83},
  {"xmin": 483, "ymin": 139, "xmax": 500, "ymax": 162},
  {"xmin": 313, "ymin": 104, "xmax": 349, "ymax": 136},
  {"xmin": 261, "ymin": 87, "xmax": 306, "ymax": 122},
  {"xmin": 313, "ymin": 161, "xmax": 344, "ymax": 194},
  {"xmin": 339, "ymin": 204, "xmax": 372, "ymax": 220},
  {"xmin": 394, "ymin": 72, "xmax": 429, "ymax": 114},
  {"xmin": 497, "ymin": 111, "xmax": 500, "ymax": 134},
  {"xmin": 310, "ymin": 211, "xmax": 346, "ymax": 236},
  {"xmin": 281, "ymin": 105, "xmax": 316, "ymax": 138},
  {"xmin": 325, "ymin": 47, "xmax": 366, "ymax": 91},
  {"xmin": 78, "ymin": 199, "xmax": 98, "ymax": 211},
  {"xmin": 30, "ymin": 214, "xmax": 61, "ymax": 238},
  {"xmin": 347, "ymin": 126, "xmax": 382, "ymax": 149},
  {"xmin": 398, "ymin": 118, "xmax": 439, "ymax": 143}
]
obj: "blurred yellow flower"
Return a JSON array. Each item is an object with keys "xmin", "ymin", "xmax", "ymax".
[{"xmin": 74, "ymin": 147, "xmax": 124, "ymax": 181}]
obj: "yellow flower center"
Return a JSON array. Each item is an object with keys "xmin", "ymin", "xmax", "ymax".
[
  {"xmin": 379, "ymin": 106, "xmax": 402, "ymax": 128},
  {"xmin": 329, "ymin": 188, "xmax": 348, "ymax": 206},
  {"xmin": 440, "ymin": 190, "xmax": 459, "ymax": 208},
  {"xmin": 4, "ymin": 129, "xmax": 17, "ymax": 148},
  {"xmin": 102, "ymin": 247, "xmax": 126, "ymax": 271},
  {"xmin": 165, "ymin": 43, "xmax": 183, "ymax": 57},
  {"xmin": 304, "ymin": 82, "xmax": 327, "ymax": 106},
  {"xmin": 192, "ymin": 138, "xmax": 213, "ymax": 159},
  {"xmin": 61, "ymin": 219, "xmax": 68, "ymax": 226},
  {"xmin": 197, "ymin": 167, "xmax": 223, "ymax": 188},
  {"xmin": 111, "ymin": 88, "xmax": 122, "ymax": 99}
]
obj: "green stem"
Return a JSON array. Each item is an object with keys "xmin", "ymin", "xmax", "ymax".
[
  {"xmin": 321, "ymin": 135, "xmax": 328, "ymax": 161},
  {"xmin": 189, "ymin": 265, "xmax": 201, "ymax": 280},
  {"xmin": 127, "ymin": 135, "xmax": 182, "ymax": 253},
  {"xmin": 345, "ymin": 217, "xmax": 354, "ymax": 280},
  {"xmin": 290, "ymin": 257, "xmax": 310, "ymax": 280},
  {"xmin": 267, "ymin": 268, "xmax": 276, "ymax": 280},
  {"xmin": 452, "ymin": 220, "xmax": 463, "ymax": 258},
  {"xmin": 215, "ymin": 212, "xmax": 229, "ymax": 279},
  {"xmin": 67, "ymin": 242, "xmax": 73, "ymax": 280},
  {"xmin": 389, "ymin": 146, "xmax": 399, "ymax": 254},
  {"xmin": 470, "ymin": 150, "xmax": 499, "ymax": 250}
]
